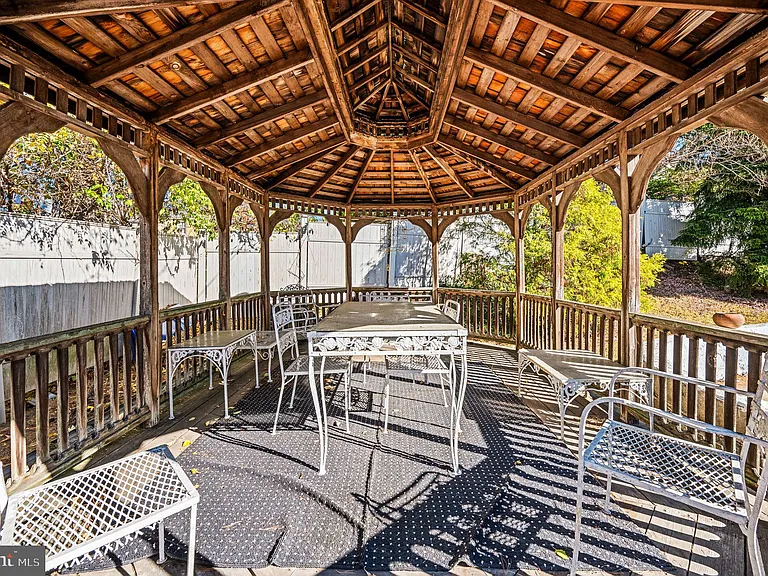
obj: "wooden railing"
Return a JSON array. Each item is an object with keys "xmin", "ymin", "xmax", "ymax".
[
  {"xmin": 558, "ymin": 300, "xmax": 621, "ymax": 361},
  {"xmin": 518, "ymin": 293, "xmax": 552, "ymax": 350},
  {"xmin": 437, "ymin": 288, "xmax": 515, "ymax": 342},
  {"xmin": 631, "ymin": 313, "xmax": 768, "ymax": 455},
  {"xmin": 351, "ymin": 287, "xmax": 433, "ymax": 302},
  {"xmin": 0, "ymin": 316, "xmax": 150, "ymax": 481}
]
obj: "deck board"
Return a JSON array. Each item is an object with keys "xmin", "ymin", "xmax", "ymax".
[{"xmin": 68, "ymin": 343, "xmax": 766, "ymax": 576}]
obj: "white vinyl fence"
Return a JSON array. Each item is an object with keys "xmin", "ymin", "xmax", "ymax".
[{"xmin": 0, "ymin": 213, "xmax": 457, "ymax": 343}]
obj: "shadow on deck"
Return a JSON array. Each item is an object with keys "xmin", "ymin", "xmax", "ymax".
[{"xmin": 69, "ymin": 343, "xmax": 766, "ymax": 576}]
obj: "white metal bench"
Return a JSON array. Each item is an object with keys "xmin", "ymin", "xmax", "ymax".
[
  {"xmin": 518, "ymin": 348, "xmax": 652, "ymax": 439},
  {"xmin": 0, "ymin": 447, "xmax": 199, "ymax": 575},
  {"xmin": 571, "ymin": 361, "xmax": 768, "ymax": 576}
]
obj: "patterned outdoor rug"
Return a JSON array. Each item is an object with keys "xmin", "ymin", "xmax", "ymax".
[{"xmin": 69, "ymin": 350, "xmax": 673, "ymax": 574}]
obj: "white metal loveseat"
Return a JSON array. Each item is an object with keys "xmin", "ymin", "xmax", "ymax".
[
  {"xmin": 0, "ymin": 447, "xmax": 199, "ymax": 575},
  {"xmin": 571, "ymin": 360, "xmax": 768, "ymax": 576}
]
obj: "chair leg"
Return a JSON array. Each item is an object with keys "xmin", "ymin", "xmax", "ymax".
[
  {"xmin": 747, "ymin": 520, "xmax": 766, "ymax": 576},
  {"xmin": 158, "ymin": 520, "xmax": 166, "ymax": 564},
  {"xmin": 289, "ymin": 375, "xmax": 298, "ymax": 408},
  {"xmin": 267, "ymin": 350, "xmax": 273, "ymax": 383},
  {"xmin": 384, "ymin": 373, "xmax": 391, "ymax": 434},
  {"xmin": 363, "ymin": 362, "xmax": 367, "ymax": 385},
  {"xmin": 272, "ymin": 376, "xmax": 287, "ymax": 434},
  {"xmin": 187, "ymin": 504, "xmax": 197, "ymax": 576},
  {"xmin": 570, "ymin": 466, "xmax": 586, "ymax": 576},
  {"xmin": 344, "ymin": 368, "xmax": 351, "ymax": 433},
  {"xmin": 439, "ymin": 374, "xmax": 448, "ymax": 407},
  {"xmin": 603, "ymin": 473, "xmax": 612, "ymax": 515}
]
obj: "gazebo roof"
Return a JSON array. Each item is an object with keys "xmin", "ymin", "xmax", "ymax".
[{"xmin": 0, "ymin": 0, "xmax": 766, "ymax": 212}]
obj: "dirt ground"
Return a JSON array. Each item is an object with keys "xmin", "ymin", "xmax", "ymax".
[{"xmin": 645, "ymin": 261, "xmax": 768, "ymax": 325}]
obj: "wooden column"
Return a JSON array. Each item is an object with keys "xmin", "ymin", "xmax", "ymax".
[
  {"xmin": 619, "ymin": 130, "xmax": 635, "ymax": 365},
  {"xmin": 260, "ymin": 203, "xmax": 271, "ymax": 326},
  {"xmin": 431, "ymin": 211, "xmax": 439, "ymax": 304},
  {"xmin": 550, "ymin": 186, "xmax": 564, "ymax": 350},
  {"xmin": 218, "ymin": 181, "xmax": 231, "ymax": 329},
  {"xmin": 139, "ymin": 130, "xmax": 161, "ymax": 424},
  {"xmin": 514, "ymin": 198, "xmax": 526, "ymax": 349},
  {"xmin": 345, "ymin": 212, "xmax": 353, "ymax": 301}
]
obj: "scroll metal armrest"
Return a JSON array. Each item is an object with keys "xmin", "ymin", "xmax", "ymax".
[
  {"xmin": 608, "ymin": 366, "xmax": 755, "ymax": 400},
  {"xmin": 579, "ymin": 396, "xmax": 768, "ymax": 451}
]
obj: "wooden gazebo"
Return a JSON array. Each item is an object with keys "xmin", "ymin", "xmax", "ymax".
[{"xmin": 1, "ymin": 0, "xmax": 768, "ymax": 483}]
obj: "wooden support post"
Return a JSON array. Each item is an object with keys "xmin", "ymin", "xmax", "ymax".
[
  {"xmin": 431, "ymin": 210, "xmax": 439, "ymax": 304},
  {"xmin": 345, "ymin": 212, "xmax": 353, "ymax": 301},
  {"xmin": 218, "ymin": 180, "xmax": 231, "ymax": 329},
  {"xmin": 139, "ymin": 130, "xmax": 161, "ymax": 425},
  {"xmin": 619, "ymin": 130, "xmax": 634, "ymax": 365},
  {"xmin": 550, "ymin": 185, "xmax": 563, "ymax": 350},
  {"xmin": 514, "ymin": 198, "xmax": 526, "ymax": 349},
  {"xmin": 260, "ymin": 202, "xmax": 271, "ymax": 326}
]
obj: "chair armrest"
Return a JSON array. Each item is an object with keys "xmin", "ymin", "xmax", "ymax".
[{"xmin": 609, "ymin": 366, "xmax": 753, "ymax": 400}]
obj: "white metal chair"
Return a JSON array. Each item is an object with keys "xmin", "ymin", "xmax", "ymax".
[
  {"xmin": 275, "ymin": 288, "xmax": 318, "ymax": 340},
  {"xmin": 360, "ymin": 290, "xmax": 410, "ymax": 302},
  {"xmin": 442, "ymin": 299, "xmax": 461, "ymax": 323},
  {"xmin": 272, "ymin": 302, "xmax": 352, "ymax": 433},
  {"xmin": 571, "ymin": 360, "xmax": 768, "ymax": 576},
  {"xmin": 0, "ymin": 447, "xmax": 199, "ymax": 575}
]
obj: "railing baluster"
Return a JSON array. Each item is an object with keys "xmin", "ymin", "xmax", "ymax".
[
  {"xmin": 704, "ymin": 340, "xmax": 717, "ymax": 445},
  {"xmin": 75, "ymin": 340, "xmax": 88, "ymax": 444},
  {"xmin": 723, "ymin": 346, "xmax": 738, "ymax": 451},
  {"xmin": 122, "ymin": 329, "xmax": 132, "ymax": 416},
  {"xmin": 10, "ymin": 358, "xmax": 27, "ymax": 479},
  {"xmin": 56, "ymin": 346, "xmax": 70, "ymax": 455},
  {"xmin": 109, "ymin": 334, "xmax": 120, "ymax": 423},
  {"xmin": 94, "ymin": 337, "xmax": 105, "ymax": 433},
  {"xmin": 34, "ymin": 351, "xmax": 50, "ymax": 464}
]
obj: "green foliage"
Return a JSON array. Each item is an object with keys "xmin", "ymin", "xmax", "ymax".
[
  {"xmin": 443, "ymin": 180, "xmax": 665, "ymax": 308},
  {"xmin": 160, "ymin": 179, "xmax": 219, "ymax": 239},
  {"xmin": 650, "ymin": 123, "xmax": 768, "ymax": 296}
]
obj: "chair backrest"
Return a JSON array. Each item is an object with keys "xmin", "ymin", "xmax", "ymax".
[
  {"xmin": 281, "ymin": 283, "xmax": 305, "ymax": 291},
  {"xmin": 442, "ymin": 300, "xmax": 461, "ymax": 323},
  {"xmin": 272, "ymin": 302, "xmax": 298, "ymax": 371},
  {"xmin": 364, "ymin": 290, "xmax": 409, "ymax": 302}
]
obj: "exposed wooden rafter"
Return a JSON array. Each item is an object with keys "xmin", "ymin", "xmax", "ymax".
[
  {"xmin": 487, "ymin": 0, "xmax": 693, "ymax": 82},
  {"xmin": 581, "ymin": 0, "xmax": 768, "ymax": 12},
  {"xmin": 423, "ymin": 144, "xmax": 474, "ymax": 198},
  {"xmin": 463, "ymin": 47, "xmax": 630, "ymax": 122},
  {"xmin": 308, "ymin": 146, "xmax": 359, "ymax": 197},
  {"xmin": 0, "ymin": 0, "xmax": 230, "ymax": 23},
  {"xmin": 438, "ymin": 134, "xmax": 538, "ymax": 181},
  {"xmin": 84, "ymin": 0, "xmax": 289, "ymax": 86},
  {"xmin": 194, "ymin": 90, "xmax": 329, "ymax": 148},
  {"xmin": 408, "ymin": 149, "xmax": 437, "ymax": 203},
  {"xmin": 346, "ymin": 150, "xmax": 376, "ymax": 203},
  {"xmin": 250, "ymin": 135, "xmax": 346, "ymax": 179},
  {"xmin": 152, "ymin": 49, "xmax": 314, "ymax": 123}
]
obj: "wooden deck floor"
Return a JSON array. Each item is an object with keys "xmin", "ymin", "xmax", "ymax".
[{"xmin": 69, "ymin": 343, "xmax": 766, "ymax": 576}]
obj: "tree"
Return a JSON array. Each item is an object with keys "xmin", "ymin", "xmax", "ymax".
[
  {"xmin": 443, "ymin": 180, "xmax": 665, "ymax": 309},
  {"xmin": 650, "ymin": 124, "xmax": 768, "ymax": 295}
]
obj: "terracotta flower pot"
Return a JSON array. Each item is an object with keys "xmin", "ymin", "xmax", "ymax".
[{"xmin": 713, "ymin": 312, "xmax": 745, "ymax": 329}]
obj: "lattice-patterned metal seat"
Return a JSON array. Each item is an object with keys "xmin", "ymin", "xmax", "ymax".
[
  {"xmin": 1, "ymin": 447, "xmax": 199, "ymax": 575},
  {"xmin": 571, "ymin": 362, "xmax": 768, "ymax": 576}
]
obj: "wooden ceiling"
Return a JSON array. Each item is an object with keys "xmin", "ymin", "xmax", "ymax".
[{"xmin": 0, "ymin": 0, "xmax": 766, "ymax": 206}]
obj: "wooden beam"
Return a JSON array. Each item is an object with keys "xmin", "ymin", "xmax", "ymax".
[
  {"xmin": 337, "ymin": 22, "xmax": 388, "ymax": 57},
  {"xmin": 85, "ymin": 0, "xmax": 288, "ymax": 86},
  {"xmin": 464, "ymin": 46, "xmax": 630, "ymax": 122},
  {"xmin": 229, "ymin": 117, "xmax": 339, "ymax": 166},
  {"xmin": 438, "ymin": 134, "xmax": 538, "ymax": 180},
  {"xmin": 441, "ymin": 143, "xmax": 519, "ymax": 191},
  {"xmin": 250, "ymin": 135, "xmax": 346, "ymax": 179},
  {"xmin": 350, "ymin": 67, "xmax": 389, "ymax": 92},
  {"xmin": 330, "ymin": 0, "xmax": 383, "ymax": 32},
  {"xmin": 354, "ymin": 78, "xmax": 390, "ymax": 109},
  {"xmin": 396, "ymin": 0, "xmax": 447, "ymax": 27},
  {"xmin": 393, "ymin": 44, "xmax": 438, "ymax": 75},
  {"xmin": 292, "ymin": 0, "xmax": 355, "ymax": 139},
  {"xmin": 581, "ymin": 0, "xmax": 768, "ymax": 12},
  {"xmin": 444, "ymin": 114, "xmax": 560, "ymax": 165},
  {"xmin": 152, "ymin": 49, "xmax": 313, "ymax": 123},
  {"xmin": 309, "ymin": 146, "xmax": 358, "ymax": 197},
  {"xmin": 452, "ymin": 87, "xmax": 587, "ymax": 148},
  {"xmin": 0, "ymin": 0, "xmax": 231, "ymax": 23},
  {"xmin": 392, "ymin": 20, "xmax": 443, "ymax": 55},
  {"xmin": 409, "ymin": 149, "xmax": 437, "ymax": 203},
  {"xmin": 428, "ymin": 0, "xmax": 478, "ymax": 136},
  {"xmin": 343, "ymin": 45, "xmax": 388, "ymax": 76},
  {"xmin": 423, "ymin": 144, "xmax": 474, "ymax": 198},
  {"xmin": 194, "ymin": 89, "xmax": 328, "ymax": 148},
  {"xmin": 488, "ymin": 0, "xmax": 693, "ymax": 82},
  {"xmin": 346, "ymin": 150, "xmax": 375, "ymax": 202},
  {"xmin": 266, "ymin": 146, "xmax": 339, "ymax": 189}
]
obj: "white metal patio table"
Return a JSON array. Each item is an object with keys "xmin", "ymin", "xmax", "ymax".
[
  {"xmin": 307, "ymin": 302, "xmax": 468, "ymax": 475},
  {"xmin": 167, "ymin": 329, "xmax": 260, "ymax": 420},
  {"xmin": 517, "ymin": 348, "xmax": 652, "ymax": 439}
]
